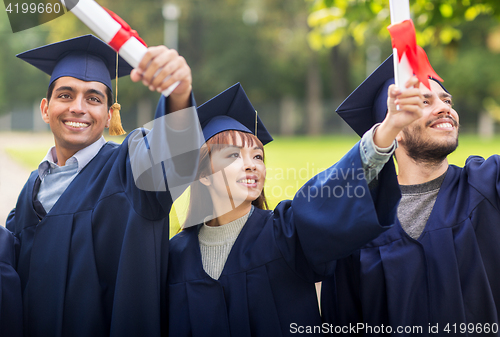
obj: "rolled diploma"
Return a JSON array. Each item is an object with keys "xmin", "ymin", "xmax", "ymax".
[
  {"xmin": 389, "ymin": 0, "xmax": 412, "ymax": 91},
  {"xmin": 61, "ymin": 0, "xmax": 179, "ymax": 97}
]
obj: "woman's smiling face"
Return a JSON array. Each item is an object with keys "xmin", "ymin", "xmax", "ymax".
[{"xmin": 201, "ymin": 132, "xmax": 266, "ymax": 211}]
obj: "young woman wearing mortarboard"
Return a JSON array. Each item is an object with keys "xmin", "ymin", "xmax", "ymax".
[{"xmin": 166, "ymin": 80, "xmax": 424, "ymax": 337}]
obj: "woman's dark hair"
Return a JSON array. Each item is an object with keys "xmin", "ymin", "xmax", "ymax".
[
  {"xmin": 182, "ymin": 130, "xmax": 268, "ymax": 230},
  {"xmin": 46, "ymin": 79, "xmax": 114, "ymax": 109}
]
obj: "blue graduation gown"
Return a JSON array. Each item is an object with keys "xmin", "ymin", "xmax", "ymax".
[
  {"xmin": 167, "ymin": 143, "xmax": 401, "ymax": 336},
  {"xmin": 321, "ymin": 155, "xmax": 500, "ymax": 336},
  {"xmin": 0, "ymin": 226, "xmax": 22, "ymax": 337},
  {"xmin": 6, "ymin": 96, "xmax": 200, "ymax": 337}
]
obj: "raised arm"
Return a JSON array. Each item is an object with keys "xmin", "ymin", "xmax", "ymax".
[
  {"xmin": 125, "ymin": 46, "xmax": 203, "ymax": 214},
  {"xmin": 272, "ymin": 77, "xmax": 425, "ymax": 281}
]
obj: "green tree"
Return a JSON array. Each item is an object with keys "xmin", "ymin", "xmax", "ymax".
[
  {"xmin": 307, "ymin": 0, "xmax": 500, "ymax": 49},
  {"xmin": 1, "ymin": 0, "xmax": 329, "ymax": 135},
  {"xmin": 306, "ymin": 0, "xmax": 500, "ymax": 133},
  {"xmin": 178, "ymin": 0, "xmax": 316, "ymax": 134},
  {"xmin": 0, "ymin": 0, "xmax": 166, "ymax": 129}
]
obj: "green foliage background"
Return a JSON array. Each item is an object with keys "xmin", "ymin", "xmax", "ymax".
[
  {"xmin": 2, "ymin": 0, "xmax": 500, "ymax": 134},
  {"xmin": 307, "ymin": 0, "xmax": 500, "ymax": 129}
]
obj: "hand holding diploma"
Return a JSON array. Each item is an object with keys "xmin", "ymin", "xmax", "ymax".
[
  {"xmin": 374, "ymin": 75, "xmax": 424, "ymax": 148},
  {"xmin": 388, "ymin": 0, "xmax": 442, "ymax": 91},
  {"xmin": 60, "ymin": 0, "xmax": 182, "ymax": 99},
  {"xmin": 373, "ymin": 0, "xmax": 437, "ymax": 148},
  {"xmin": 131, "ymin": 46, "xmax": 192, "ymax": 112}
]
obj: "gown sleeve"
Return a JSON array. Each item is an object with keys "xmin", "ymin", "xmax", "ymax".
[
  {"xmin": 0, "ymin": 226, "xmax": 23, "ymax": 337},
  {"xmin": 123, "ymin": 93, "xmax": 203, "ymax": 217},
  {"xmin": 465, "ymin": 154, "xmax": 500, "ymax": 209},
  {"xmin": 273, "ymin": 141, "xmax": 401, "ymax": 282}
]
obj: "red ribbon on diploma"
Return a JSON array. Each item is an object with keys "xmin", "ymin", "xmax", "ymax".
[
  {"xmin": 103, "ymin": 7, "xmax": 147, "ymax": 51},
  {"xmin": 388, "ymin": 19, "xmax": 442, "ymax": 89}
]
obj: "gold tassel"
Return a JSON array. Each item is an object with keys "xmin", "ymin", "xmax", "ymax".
[
  {"xmin": 109, "ymin": 103, "xmax": 125, "ymax": 136},
  {"xmin": 108, "ymin": 52, "xmax": 126, "ymax": 136}
]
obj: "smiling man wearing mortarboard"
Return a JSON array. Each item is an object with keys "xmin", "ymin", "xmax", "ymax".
[
  {"xmin": 321, "ymin": 55, "xmax": 500, "ymax": 335},
  {"xmin": 6, "ymin": 35, "xmax": 202, "ymax": 337}
]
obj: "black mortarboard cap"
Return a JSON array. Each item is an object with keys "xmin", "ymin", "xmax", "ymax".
[
  {"xmin": 197, "ymin": 83, "xmax": 273, "ymax": 145},
  {"xmin": 16, "ymin": 34, "xmax": 133, "ymax": 91},
  {"xmin": 336, "ymin": 55, "xmax": 395, "ymax": 137},
  {"xmin": 337, "ymin": 54, "xmax": 448, "ymax": 137}
]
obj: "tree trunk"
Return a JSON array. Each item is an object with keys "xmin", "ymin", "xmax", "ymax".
[
  {"xmin": 330, "ymin": 44, "xmax": 351, "ymax": 104},
  {"xmin": 307, "ymin": 53, "xmax": 323, "ymax": 136},
  {"xmin": 0, "ymin": 113, "xmax": 11, "ymax": 131},
  {"xmin": 137, "ymin": 98, "xmax": 153, "ymax": 128},
  {"xmin": 280, "ymin": 95, "xmax": 297, "ymax": 136},
  {"xmin": 33, "ymin": 100, "xmax": 48, "ymax": 132},
  {"xmin": 478, "ymin": 112, "xmax": 495, "ymax": 139}
]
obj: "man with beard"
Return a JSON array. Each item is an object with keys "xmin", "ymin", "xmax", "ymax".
[{"xmin": 321, "ymin": 55, "xmax": 500, "ymax": 336}]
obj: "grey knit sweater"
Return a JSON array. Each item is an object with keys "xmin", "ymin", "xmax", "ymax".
[
  {"xmin": 199, "ymin": 206, "xmax": 254, "ymax": 279},
  {"xmin": 398, "ymin": 171, "xmax": 447, "ymax": 239}
]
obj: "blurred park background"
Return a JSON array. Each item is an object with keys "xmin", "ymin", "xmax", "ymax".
[{"xmin": 2, "ymin": 0, "xmax": 500, "ymax": 231}]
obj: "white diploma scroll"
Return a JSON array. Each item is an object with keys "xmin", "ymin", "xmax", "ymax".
[
  {"xmin": 389, "ymin": 0, "xmax": 412, "ymax": 91},
  {"xmin": 61, "ymin": 0, "xmax": 180, "ymax": 97}
]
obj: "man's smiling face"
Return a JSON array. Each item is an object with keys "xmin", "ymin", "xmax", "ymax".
[
  {"xmin": 41, "ymin": 76, "xmax": 111, "ymax": 155},
  {"xmin": 398, "ymin": 80, "xmax": 460, "ymax": 164}
]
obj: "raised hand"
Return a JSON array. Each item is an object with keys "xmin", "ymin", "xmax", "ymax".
[
  {"xmin": 374, "ymin": 76, "xmax": 424, "ymax": 148},
  {"xmin": 130, "ymin": 46, "xmax": 192, "ymax": 111}
]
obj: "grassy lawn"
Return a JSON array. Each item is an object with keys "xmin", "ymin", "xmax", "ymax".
[
  {"xmin": 4, "ymin": 147, "xmax": 53, "ymax": 169},
  {"xmin": 5, "ymin": 134, "xmax": 500, "ymax": 236}
]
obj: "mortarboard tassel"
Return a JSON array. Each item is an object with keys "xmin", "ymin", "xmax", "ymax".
[
  {"xmin": 109, "ymin": 102, "xmax": 125, "ymax": 135},
  {"xmin": 109, "ymin": 53, "xmax": 126, "ymax": 136}
]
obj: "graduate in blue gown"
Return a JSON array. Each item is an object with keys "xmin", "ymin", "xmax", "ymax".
[
  {"xmin": 6, "ymin": 35, "xmax": 202, "ymax": 337},
  {"xmin": 321, "ymin": 55, "xmax": 500, "ymax": 336},
  {"xmin": 0, "ymin": 226, "xmax": 22, "ymax": 337},
  {"xmin": 166, "ymin": 82, "xmax": 424, "ymax": 336}
]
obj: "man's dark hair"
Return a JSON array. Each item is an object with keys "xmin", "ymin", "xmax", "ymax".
[{"xmin": 46, "ymin": 79, "xmax": 114, "ymax": 109}]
